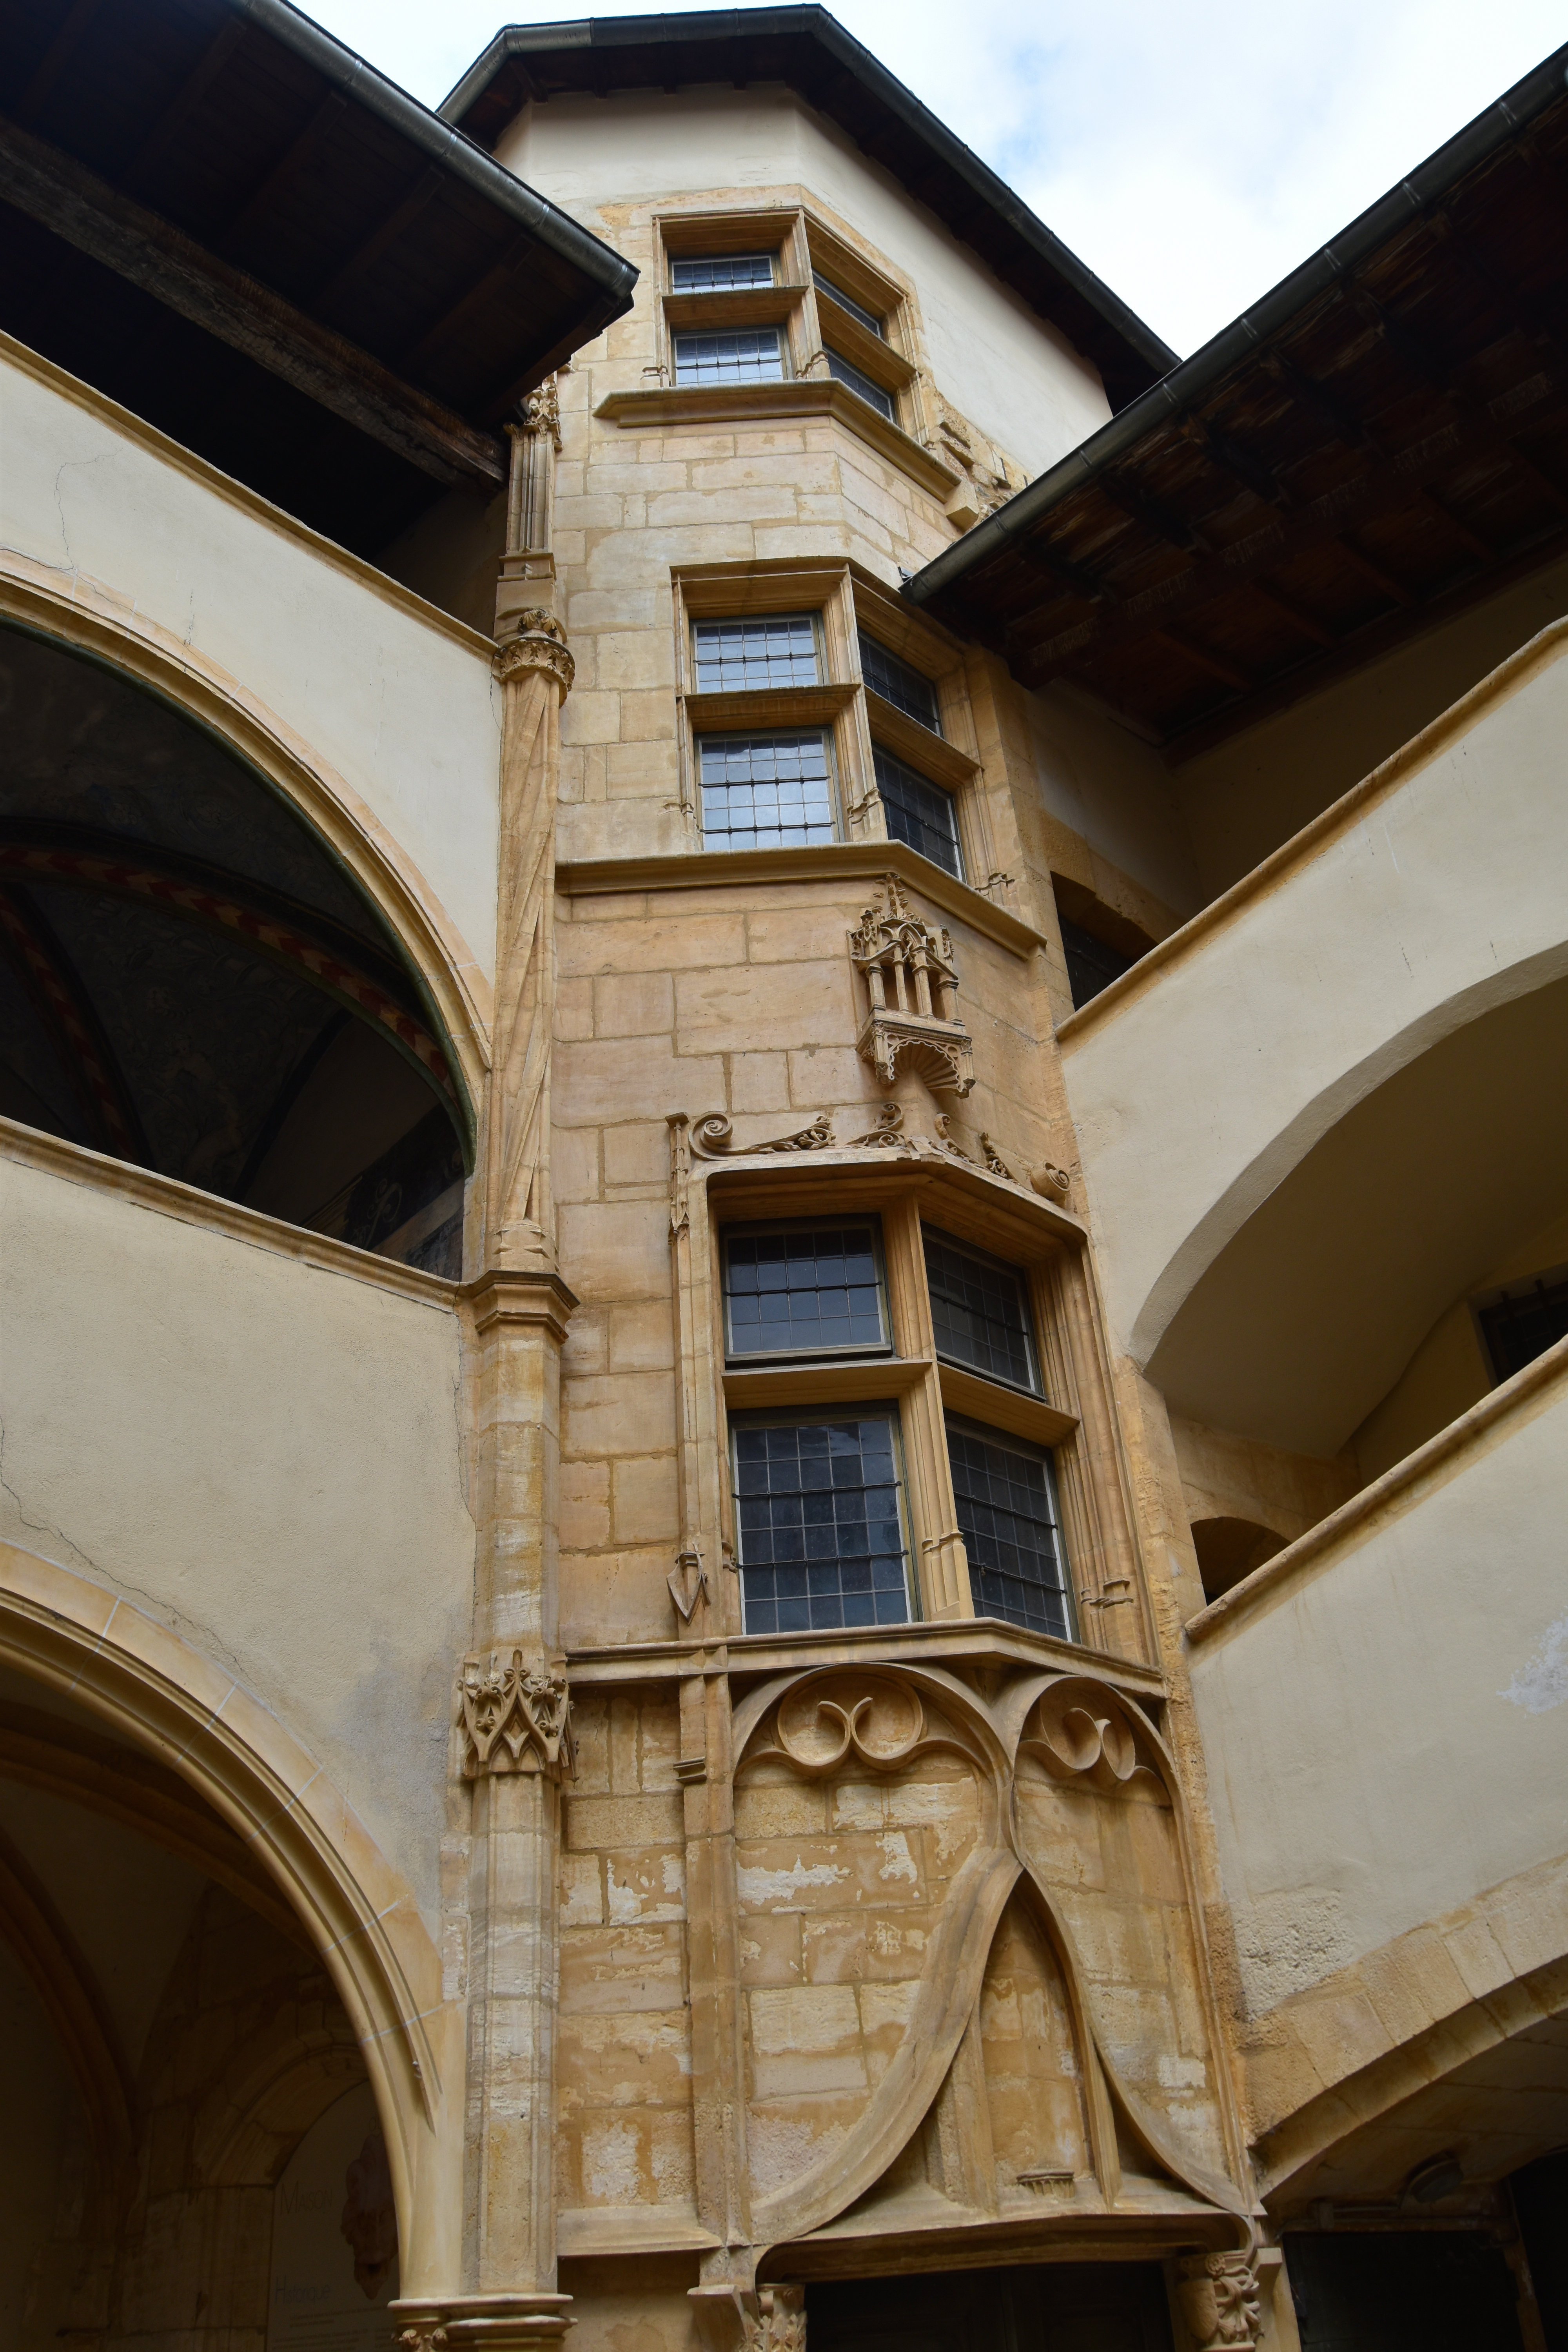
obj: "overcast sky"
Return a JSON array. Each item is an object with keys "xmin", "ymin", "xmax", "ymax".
[{"xmin": 304, "ymin": 0, "xmax": 1564, "ymax": 358}]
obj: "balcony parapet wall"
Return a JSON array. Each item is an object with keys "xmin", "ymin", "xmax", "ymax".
[
  {"xmin": 1058, "ymin": 617, "xmax": 1568, "ymax": 1381},
  {"xmin": 1183, "ymin": 1332, "xmax": 1568, "ymax": 2169}
]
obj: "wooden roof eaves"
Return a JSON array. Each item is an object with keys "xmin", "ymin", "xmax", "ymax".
[
  {"xmin": 904, "ymin": 38, "xmax": 1568, "ymax": 617},
  {"xmin": 232, "ymin": 0, "xmax": 636, "ymax": 321}
]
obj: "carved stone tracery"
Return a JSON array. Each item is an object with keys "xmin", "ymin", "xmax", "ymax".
[
  {"xmin": 849, "ymin": 874, "xmax": 974, "ymax": 1098},
  {"xmin": 1018, "ymin": 1678, "xmax": 1168, "ymax": 1800},
  {"xmin": 457, "ymin": 1652, "xmax": 574, "ymax": 1781}
]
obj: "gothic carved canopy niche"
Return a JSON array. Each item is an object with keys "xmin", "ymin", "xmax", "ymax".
[{"xmin": 849, "ymin": 874, "xmax": 975, "ymax": 1098}]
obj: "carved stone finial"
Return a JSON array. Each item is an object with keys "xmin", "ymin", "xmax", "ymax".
[
  {"xmin": 849, "ymin": 874, "xmax": 974, "ymax": 1099},
  {"xmin": 457, "ymin": 1652, "xmax": 573, "ymax": 1780},
  {"xmin": 493, "ymin": 610, "xmax": 575, "ymax": 696},
  {"xmin": 1176, "ymin": 2250, "xmax": 1263, "ymax": 2350}
]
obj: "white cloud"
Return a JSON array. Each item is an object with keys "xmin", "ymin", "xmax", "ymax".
[{"xmin": 303, "ymin": 0, "xmax": 1564, "ymax": 354}]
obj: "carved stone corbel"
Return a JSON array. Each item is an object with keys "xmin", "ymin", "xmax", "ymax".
[
  {"xmin": 457, "ymin": 1652, "xmax": 574, "ymax": 1781},
  {"xmin": 690, "ymin": 2284, "xmax": 806, "ymax": 2352},
  {"xmin": 1175, "ymin": 2250, "xmax": 1263, "ymax": 2350},
  {"xmin": 849, "ymin": 874, "xmax": 974, "ymax": 1098}
]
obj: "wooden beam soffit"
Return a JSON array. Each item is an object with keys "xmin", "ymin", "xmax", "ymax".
[{"xmin": 0, "ymin": 116, "xmax": 506, "ymax": 489}]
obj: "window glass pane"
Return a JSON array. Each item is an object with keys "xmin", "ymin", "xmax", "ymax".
[
  {"xmin": 1477, "ymin": 1269, "xmax": 1568, "ymax": 1383},
  {"xmin": 671, "ymin": 253, "xmax": 775, "ymax": 290},
  {"xmin": 947, "ymin": 1418, "xmax": 1071, "ymax": 1640},
  {"xmin": 873, "ymin": 746, "xmax": 962, "ymax": 878},
  {"xmin": 675, "ymin": 327, "xmax": 785, "ymax": 386},
  {"xmin": 699, "ymin": 731, "xmax": 835, "ymax": 850},
  {"xmin": 813, "ymin": 271, "xmax": 883, "ymax": 337},
  {"xmin": 923, "ymin": 1228, "xmax": 1039, "ymax": 1392},
  {"xmin": 859, "ymin": 634, "xmax": 941, "ymax": 731},
  {"xmin": 824, "ymin": 347, "xmax": 894, "ymax": 419},
  {"xmin": 724, "ymin": 1222, "xmax": 888, "ymax": 1359},
  {"xmin": 694, "ymin": 615, "xmax": 819, "ymax": 693},
  {"xmin": 1060, "ymin": 915, "xmax": 1138, "ymax": 1009},
  {"xmin": 734, "ymin": 1414, "xmax": 911, "ymax": 1633}
]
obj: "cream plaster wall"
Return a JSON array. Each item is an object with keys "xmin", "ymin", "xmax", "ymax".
[
  {"xmin": 1024, "ymin": 682, "xmax": 1198, "ymax": 929},
  {"xmin": 1174, "ymin": 554, "xmax": 1568, "ymax": 900},
  {"xmin": 1189, "ymin": 1358, "xmax": 1568, "ymax": 2018},
  {"xmin": 1060, "ymin": 620, "xmax": 1568, "ymax": 1376},
  {"xmin": 0, "ymin": 1157, "xmax": 474, "ymax": 1924},
  {"xmin": 497, "ymin": 89, "xmax": 1113, "ymax": 482},
  {"xmin": 0, "ymin": 347, "xmax": 501, "ymax": 983}
]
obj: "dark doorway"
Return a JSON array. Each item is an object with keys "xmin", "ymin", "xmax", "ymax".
[
  {"xmin": 802, "ymin": 2259, "xmax": 1173, "ymax": 2350},
  {"xmin": 1284, "ymin": 2230, "xmax": 1526, "ymax": 2349},
  {"xmin": 1512, "ymin": 2149, "xmax": 1568, "ymax": 2348}
]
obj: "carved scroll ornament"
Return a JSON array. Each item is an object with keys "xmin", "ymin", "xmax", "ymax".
[
  {"xmin": 1018, "ymin": 1678, "xmax": 1168, "ymax": 1800},
  {"xmin": 1176, "ymin": 2251, "xmax": 1263, "ymax": 2350},
  {"xmin": 745, "ymin": 1670, "xmax": 981, "ymax": 1781},
  {"xmin": 688, "ymin": 1112, "xmax": 834, "ymax": 1158},
  {"xmin": 457, "ymin": 1651, "xmax": 573, "ymax": 1781},
  {"xmin": 849, "ymin": 874, "xmax": 974, "ymax": 1099}
]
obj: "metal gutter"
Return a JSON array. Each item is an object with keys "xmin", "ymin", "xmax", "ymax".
[
  {"xmin": 904, "ymin": 41, "xmax": 1568, "ymax": 608},
  {"xmin": 439, "ymin": 7, "xmax": 1175, "ymax": 381},
  {"xmin": 232, "ymin": 0, "xmax": 637, "ymax": 310}
]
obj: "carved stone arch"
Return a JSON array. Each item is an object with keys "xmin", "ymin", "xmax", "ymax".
[
  {"xmin": 731, "ymin": 1661, "xmax": 1018, "ymax": 2248},
  {"xmin": 0, "ymin": 1539, "xmax": 454, "ymax": 2292},
  {"xmin": 0, "ymin": 557, "xmax": 491, "ymax": 1136},
  {"xmin": 1003, "ymin": 1671, "xmax": 1249, "ymax": 2219}
]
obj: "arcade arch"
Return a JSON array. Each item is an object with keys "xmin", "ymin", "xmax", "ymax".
[{"xmin": 0, "ymin": 612, "xmax": 480, "ymax": 1278}]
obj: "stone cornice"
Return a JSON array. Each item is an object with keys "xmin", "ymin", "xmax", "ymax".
[
  {"xmin": 594, "ymin": 380, "xmax": 962, "ymax": 500},
  {"xmin": 556, "ymin": 843, "xmax": 1045, "ymax": 960}
]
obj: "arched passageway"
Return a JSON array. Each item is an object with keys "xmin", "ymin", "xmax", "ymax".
[
  {"xmin": 0, "ymin": 1658, "xmax": 402, "ymax": 2352},
  {"xmin": 0, "ymin": 624, "xmax": 469, "ymax": 1275}
]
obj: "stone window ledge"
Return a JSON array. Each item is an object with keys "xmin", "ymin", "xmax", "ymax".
[{"xmin": 594, "ymin": 379, "xmax": 961, "ymax": 499}]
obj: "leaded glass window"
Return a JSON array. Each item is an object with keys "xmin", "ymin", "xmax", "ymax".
[
  {"xmin": 813, "ymin": 272, "xmax": 883, "ymax": 336},
  {"xmin": 699, "ymin": 732, "xmax": 835, "ymax": 849},
  {"xmin": 858, "ymin": 634, "xmax": 940, "ymax": 732},
  {"xmin": 824, "ymin": 346, "xmax": 894, "ymax": 419},
  {"xmin": 947, "ymin": 1417, "xmax": 1071, "ymax": 1639},
  {"xmin": 671, "ymin": 254, "xmax": 774, "ymax": 291},
  {"xmin": 923, "ymin": 1228, "xmax": 1040, "ymax": 1393},
  {"xmin": 694, "ymin": 615, "xmax": 819, "ymax": 693},
  {"xmin": 723, "ymin": 1221, "xmax": 889, "ymax": 1360},
  {"xmin": 674, "ymin": 327, "xmax": 785, "ymax": 386},
  {"xmin": 873, "ymin": 747, "xmax": 962, "ymax": 878},
  {"xmin": 733, "ymin": 1412, "xmax": 912, "ymax": 1633}
]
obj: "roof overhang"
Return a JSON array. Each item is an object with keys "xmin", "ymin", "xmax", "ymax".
[
  {"xmin": 0, "ymin": 0, "xmax": 637, "ymax": 559},
  {"xmin": 440, "ymin": 7, "xmax": 1176, "ymax": 415},
  {"xmin": 905, "ymin": 44, "xmax": 1568, "ymax": 756}
]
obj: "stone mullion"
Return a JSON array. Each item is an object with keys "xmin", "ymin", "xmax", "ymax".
[{"xmin": 882, "ymin": 1192, "xmax": 973, "ymax": 1621}]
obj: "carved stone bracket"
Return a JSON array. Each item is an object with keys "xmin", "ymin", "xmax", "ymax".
[
  {"xmin": 687, "ymin": 1112, "xmax": 835, "ymax": 1158},
  {"xmin": 1175, "ymin": 2250, "xmax": 1263, "ymax": 2350},
  {"xmin": 457, "ymin": 1653, "xmax": 574, "ymax": 1781},
  {"xmin": 690, "ymin": 2285, "xmax": 806, "ymax": 2352},
  {"xmin": 493, "ymin": 612, "xmax": 575, "ymax": 699},
  {"xmin": 850, "ymin": 875, "xmax": 973, "ymax": 1098}
]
